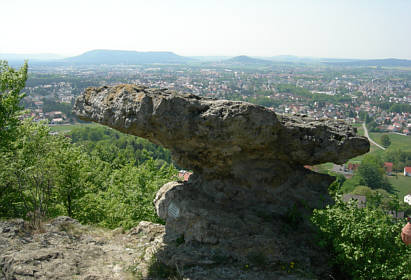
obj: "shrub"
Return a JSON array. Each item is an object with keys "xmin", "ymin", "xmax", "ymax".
[{"xmin": 311, "ymin": 198, "xmax": 411, "ymax": 279}]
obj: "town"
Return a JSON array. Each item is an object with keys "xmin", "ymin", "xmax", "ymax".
[
  {"xmin": 23, "ymin": 63, "xmax": 411, "ymax": 134},
  {"xmin": 20, "ymin": 62, "xmax": 411, "ymax": 209}
]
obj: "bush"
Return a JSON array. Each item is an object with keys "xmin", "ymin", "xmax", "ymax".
[{"xmin": 311, "ymin": 198, "xmax": 411, "ymax": 279}]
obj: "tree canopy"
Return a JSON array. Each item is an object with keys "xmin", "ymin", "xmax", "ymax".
[
  {"xmin": 0, "ymin": 61, "xmax": 177, "ymax": 229},
  {"xmin": 0, "ymin": 60, "xmax": 28, "ymax": 150}
]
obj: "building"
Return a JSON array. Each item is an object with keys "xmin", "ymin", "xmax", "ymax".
[
  {"xmin": 404, "ymin": 167, "xmax": 411, "ymax": 177},
  {"xmin": 384, "ymin": 162, "xmax": 393, "ymax": 175},
  {"xmin": 405, "ymin": 194, "xmax": 411, "ymax": 206},
  {"xmin": 345, "ymin": 163, "xmax": 359, "ymax": 174}
]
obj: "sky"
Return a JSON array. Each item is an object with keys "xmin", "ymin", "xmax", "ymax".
[{"xmin": 1, "ymin": 0, "xmax": 411, "ymax": 59}]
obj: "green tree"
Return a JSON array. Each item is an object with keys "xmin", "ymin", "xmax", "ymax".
[
  {"xmin": 357, "ymin": 154, "xmax": 393, "ymax": 192},
  {"xmin": 0, "ymin": 120, "xmax": 94, "ymax": 223},
  {"xmin": 380, "ymin": 134, "xmax": 391, "ymax": 148},
  {"xmin": 77, "ymin": 159, "xmax": 177, "ymax": 229},
  {"xmin": 0, "ymin": 60, "xmax": 28, "ymax": 150},
  {"xmin": 351, "ymin": 185, "xmax": 373, "ymax": 198},
  {"xmin": 53, "ymin": 141, "xmax": 93, "ymax": 217},
  {"xmin": 312, "ymin": 198, "xmax": 411, "ymax": 280},
  {"xmin": 0, "ymin": 120, "xmax": 59, "ymax": 222},
  {"xmin": 328, "ymin": 174, "xmax": 346, "ymax": 196}
]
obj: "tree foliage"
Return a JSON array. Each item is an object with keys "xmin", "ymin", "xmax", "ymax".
[
  {"xmin": 312, "ymin": 198, "xmax": 411, "ymax": 280},
  {"xmin": 357, "ymin": 154, "xmax": 393, "ymax": 192},
  {"xmin": 381, "ymin": 134, "xmax": 391, "ymax": 148},
  {"xmin": 0, "ymin": 120, "xmax": 91, "ymax": 221},
  {"xmin": 0, "ymin": 119, "xmax": 177, "ymax": 228},
  {"xmin": 0, "ymin": 60, "xmax": 28, "ymax": 150},
  {"xmin": 0, "ymin": 61, "xmax": 177, "ymax": 229},
  {"xmin": 384, "ymin": 148, "xmax": 411, "ymax": 172}
]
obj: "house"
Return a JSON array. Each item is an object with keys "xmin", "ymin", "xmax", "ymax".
[
  {"xmin": 384, "ymin": 162, "xmax": 393, "ymax": 175},
  {"xmin": 342, "ymin": 194, "xmax": 366, "ymax": 208},
  {"xmin": 51, "ymin": 118, "xmax": 64, "ymax": 124},
  {"xmin": 345, "ymin": 163, "xmax": 359, "ymax": 174},
  {"xmin": 404, "ymin": 194, "xmax": 411, "ymax": 206},
  {"xmin": 404, "ymin": 167, "xmax": 411, "ymax": 177}
]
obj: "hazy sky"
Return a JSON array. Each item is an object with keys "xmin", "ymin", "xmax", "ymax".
[{"xmin": 2, "ymin": 0, "xmax": 411, "ymax": 59}]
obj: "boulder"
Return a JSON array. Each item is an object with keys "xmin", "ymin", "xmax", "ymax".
[{"xmin": 74, "ymin": 84, "xmax": 370, "ymax": 278}]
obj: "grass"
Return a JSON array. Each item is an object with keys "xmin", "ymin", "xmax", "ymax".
[
  {"xmin": 313, "ymin": 162, "xmax": 334, "ymax": 174},
  {"xmin": 49, "ymin": 122, "xmax": 100, "ymax": 133},
  {"xmin": 387, "ymin": 174, "xmax": 411, "ymax": 200},
  {"xmin": 314, "ymin": 125, "xmax": 411, "ymax": 203},
  {"xmin": 348, "ymin": 147, "xmax": 384, "ymax": 163},
  {"xmin": 353, "ymin": 123, "xmax": 364, "ymax": 136},
  {"xmin": 369, "ymin": 132, "xmax": 411, "ymax": 152}
]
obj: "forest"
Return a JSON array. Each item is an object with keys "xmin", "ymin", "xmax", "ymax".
[{"xmin": 0, "ymin": 61, "xmax": 176, "ymax": 230}]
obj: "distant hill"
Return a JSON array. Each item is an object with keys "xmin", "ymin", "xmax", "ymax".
[
  {"xmin": 62, "ymin": 49, "xmax": 192, "ymax": 65},
  {"xmin": 325, "ymin": 58, "xmax": 411, "ymax": 67},
  {"xmin": 267, "ymin": 55, "xmax": 320, "ymax": 63},
  {"xmin": 189, "ymin": 56, "xmax": 231, "ymax": 62},
  {"xmin": 224, "ymin": 55, "xmax": 272, "ymax": 65}
]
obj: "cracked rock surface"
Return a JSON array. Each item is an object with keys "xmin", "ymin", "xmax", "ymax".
[
  {"xmin": 74, "ymin": 85, "xmax": 368, "ymax": 181},
  {"xmin": 0, "ymin": 217, "xmax": 163, "ymax": 280},
  {"xmin": 73, "ymin": 84, "xmax": 370, "ymax": 279}
]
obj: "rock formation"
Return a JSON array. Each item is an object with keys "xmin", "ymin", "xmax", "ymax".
[
  {"xmin": 74, "ymin": 84, "xmax": 369, "ymax": 279},
  {"xmin": 0, "ymin": 217, "xmax": 166, "ymax": 280}
]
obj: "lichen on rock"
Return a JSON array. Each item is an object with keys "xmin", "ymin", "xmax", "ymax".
[{"xmin": 74, "ymin": 84, "xmax": 370, "ymax": 279}]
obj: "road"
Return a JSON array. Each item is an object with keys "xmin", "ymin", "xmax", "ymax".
[{"xmin": 362, "ymin": 122, "xmax": 385, "ymax": 150}]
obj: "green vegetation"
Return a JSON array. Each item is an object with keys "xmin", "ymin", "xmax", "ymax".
[
  {"xmin": 357, "ymin": 154, "xmax": 393, "ymax": 191},
  {"xmin": 341, "ymin": 154, "xmax": 393, "ymax": 194},
  {"xmin": 337, "ymin": 128, "xmax": 411, "ymax": 201},
  {"xmin": 388, "ymin": 176, "xmax": 411, "ymax": 201},
  {"xmin": 49, "ymin": 123, "xmax": 100, "ymax": 132},
  {"xmin": 389, "ymin": 103, "xmax": 411, "ymax": 113},
  {"xmin": 0, "ymin": 62, "xmax": 176, "ymax": 229},
  {"xmin": 353, "ymin": 123, "xmax": 364, "ymax": 136},
  {"xmin": 381, "ymin": 134, "xmax": 391, "ymax": 148},
  {"xmin": 0, "ymin": 60, "xmax": 28, "ymax": 150},
  {"xmin": 384, "ymin": 148, "xmax": 411, "ymax": 173},
  {"xmin": 312, "ymin": 198, "xmax": 411, "ymax": 280},
  {"xmin": 314, "ymin": 137, "xmax": 411, "ymax": 279},
  {"xmin": 370, "ymin": 132, "xmax": 411, "ymax": 152},
  {"xmin": 276, "ymin": 83, "xmax": 352, "ymax": 103},
  {"xmin": 69, "ymin": 125, "xmax": 172, "ymax": 166},
  {"xmin": 42, "ymin": 99, "xmax": 76, "ymax": 120},
  {"xmin": 2, "ymin": 61, "xmax": 411, "ymax": 279}
]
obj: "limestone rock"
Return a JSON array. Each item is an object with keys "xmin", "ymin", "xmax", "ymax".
[
  {"xmin": 0, "ymin": 218, "xmax": 164, "ymax": 280},
  {"xmin": 74, "ymin": 84, "xmax": 370, "ymax": 279},
  {"xmin": 74, "ymin": 85, "xmax": 368, "ymax": 181}
]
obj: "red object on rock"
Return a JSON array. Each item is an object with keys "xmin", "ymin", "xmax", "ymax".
[{"xmin": 402, "ymin": 218, "xmax": 411, "ymax": 245}]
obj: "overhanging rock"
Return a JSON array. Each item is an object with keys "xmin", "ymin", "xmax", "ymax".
[{"xmin": 74, "ymin": 84, "xmax": 369, "ymax": 278}]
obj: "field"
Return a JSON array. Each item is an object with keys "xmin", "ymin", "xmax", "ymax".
[
  {"xmin": 387, "ymin": 175, "xmax": 411, "ymax": 200},
  {"xmin": 49, "ymin": 123, "xmax": 100, "ymax": 133},
  {"xmin": 369, "ymin": 132, "xmax": 411, "ymax": 152},
  {"xmin": 314, "ymin": 125, "xmax": 411, "ymax": 201},
  {"xmin": 353, "ymin": 123, "xmax": 364, "ymax": 136}
]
